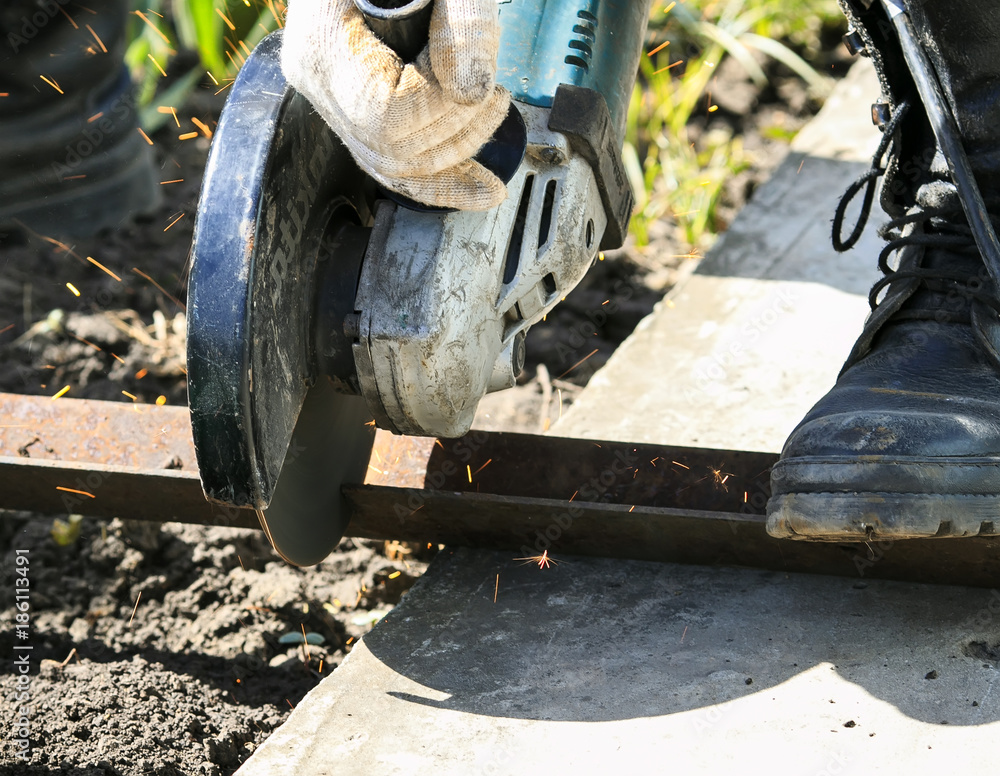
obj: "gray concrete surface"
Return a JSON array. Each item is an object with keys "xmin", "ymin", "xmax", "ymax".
[{"xmin": 236, "ymin": 61, "xmax": 1000, "ymax": 774}]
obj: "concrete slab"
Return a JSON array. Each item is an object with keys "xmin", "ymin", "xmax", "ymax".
[
  {"xmin": 236, "ymin": 61, "xmax": 1000, "ymax": 774},
  {"xmin": 554, "ymin": 59, "xmax": 885, "ymax": 452},
  {"xmin": 240, "ymin": 550, "xmax": 1000, "ymax": 774}
]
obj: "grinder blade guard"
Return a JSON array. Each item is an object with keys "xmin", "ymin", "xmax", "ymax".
[{"xmin": 187, "ymin": 0, "xmax": 648, "ymax": 566}]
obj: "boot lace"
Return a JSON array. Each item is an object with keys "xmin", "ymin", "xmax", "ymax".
[{"xmin": 830, "ymin": 98, "xmax": 1000, "ymax": 318}]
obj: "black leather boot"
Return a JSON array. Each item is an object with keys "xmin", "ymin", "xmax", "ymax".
[
  {"xmin": 768, "ymin": 0, "xmax": 1000, "ymax": 541},
  {"xmin": 0, "ymin": 0, "xmax": 158, "ymax": 236}
]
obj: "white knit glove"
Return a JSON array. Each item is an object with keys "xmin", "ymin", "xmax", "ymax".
[{"xmin": 281, "ymin": 0, "xmax": 510, "ymax": 210}]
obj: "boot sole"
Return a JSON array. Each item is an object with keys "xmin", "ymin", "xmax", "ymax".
[{"xmin": 767, "ymin": 456, "xmax": 1000, "ymax": 541}]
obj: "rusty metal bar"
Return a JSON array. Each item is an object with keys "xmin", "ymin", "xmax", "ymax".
[{"xmin": 3, "ymin": 392, "xmax": 1000, "ymax": 587}]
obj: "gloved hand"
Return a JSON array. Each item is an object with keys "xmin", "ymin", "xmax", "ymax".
[{"xmin": 281, "ymin": 0, "xmax": 510, "ymax": 210}]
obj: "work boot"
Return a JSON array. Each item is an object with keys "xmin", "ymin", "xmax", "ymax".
[
  {"xmin": 767, "ymin": 0, "xmax": 1000, "ymax": 541},
  {"xmin": 0, "ymin": 0, "xmax": 158, "ymax": 236}
]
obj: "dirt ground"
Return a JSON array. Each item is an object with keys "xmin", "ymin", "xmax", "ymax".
[{"xmin": 0, "ymin": 36, "xmax": 850, "ymax": 776}]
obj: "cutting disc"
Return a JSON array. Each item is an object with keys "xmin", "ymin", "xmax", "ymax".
[{"xmin": 187, "ymin": 30, "xmax": 376, "ymax": 566}]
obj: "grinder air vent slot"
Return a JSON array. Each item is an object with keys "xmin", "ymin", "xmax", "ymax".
[
  {"xmin": 537, "ymin": 179, "xmax": 558, "ymax": 249},
  {"xmin": 502, "ymin": 173, "xmax": 534, "ymax": 285}
]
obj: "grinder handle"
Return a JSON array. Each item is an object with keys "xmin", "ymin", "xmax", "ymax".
[{"xmin": 354, "ymin": 0, "xmax": 433, "ymax": 64}]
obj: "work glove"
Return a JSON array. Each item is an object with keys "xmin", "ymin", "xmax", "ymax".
[{"xmin": 281, "ymin": 0, "xmax": 510, "ymax": 210}]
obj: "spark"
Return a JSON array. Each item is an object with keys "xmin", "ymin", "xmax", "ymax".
[
  {"xmin": 300, "ymin": 624, "xmax": 310, "ymax": 661},
  {"xmin": 569, "ymin": 490, "xmax": 578, "ymax": 501},
  {"xmin": 238, "ymin": 555, "xmax": 246, "ymax": 571},
  {"xmin": 216, "ymin": 8, "xmax": 237, "ymax": 30},
  {"xmin": 135, "ymin": 368, "xmax": 148, "ymax": 379},
  {"xmin": 388, "ymin": 571, "xmax": 401, "ymax": 580},
  {"xmin": 494, "ymin": 573, "xmax": 499, "ymax": 603},
  {"xmin": 708, "ymin": 105, "xmax": 718, "ymax": 113},
  {"xmin": 467, "ymin": 464, "xmax": 472, "ymax": 483},
  {"xmin": 160, "ymin": 179, "xmax": 184, "ymax": 185},
  {"xmin": 629, "ymin": 505, "xmax": 636, "ymax": 512},
  {"xmin": 58, "ymin": 7, "xmax": 78, "ymax": 28},
  {"xmin": 128, "ymin": 591, "xmax": 142, "ymax": 625},
  {"xmin": 39, "ymin": 75, "xmax": 63, "ymax": 94},
  {"xmin": 137, "ymin": 127, "xmax": 153, "ymax": 145},
  {"xmin": 72, "ymin": 335, "xmax": 102, "ymax": 352},
  {"xmin": 515, "ymin": 550, "xmax": 559, "ymax": 569},
  {"xmin": 472, "ymin": 458, "xmax": 492, "ymax": 476},
  {"xmin": 66, "ymin": 282, "xmax": 81, "ymax": 297},
  {"xmin": 647, "ymin": 40, "xmax": 670, "ymax": 57},
  {"xmin": 0, "ymin": 324, "xmax": 14, "ymax": 335},
  {"xmin": 122, "ymin": 391, "xmax": 137, "ymax": 401},
  {"xmin": 85, "ymin": 255, "xmax": 121, "ymax": 281},
  {"xmin": 557, "ymin": 348, "xmax": 599, "ymax": 379},
  {"xmin": 206, "ymin": 71, "xmax": 219, "ymax": 86},
  {"xmin": 239, "ymin": 39, "xmax": 252, "ymax": 57},
  {"xmin": 157, "ymin": 105, "xmax": 180, "ymax": 127},
  {"xmin": 671, "ymin": 460, "xmax": 689, "ymax": 469},
  {"xmin": 87, "ymin": 112, "xmax": 103, "ymax": 123},
  {"xmin": 652, "ymin": 60, "xmax": 684, "ymax": 75},
  {"xmin": 132, "ymin": 267, "xmax": 185, "ymax": 309},
  {"xmin": 178, "ymin": 131, "xmax": 199, "ymax": 140},
  {"xmin": 148, "ymin": 54, "xmax": 167, "ymax": 78},
  {"xmin": 162, "ymin": 212, "xmax": 185, "ymax": 231},
  {"xmin": 110, "ymin": 353, "xmax": 126, "ymax": 364},
  {"xmin": 681, "ymin": 625, "xmax": 688, "ymax": 643},
  {"xmin": 134, "ymin": 10, "xmax": 171, "ymax": 45},
  {"xmin": 367, "ymin": 464, "xmax": 385, "ymax": 475},
  {"xmin": 215, "ymin": 81, "xmax": 233, "ymax": 96},
  {"xmin": 155, "ymin": 395, "xmax": 167, "ymax": 406},
  {"xmin": 56, "ymin": 486, "xmax": 95, "ymax": 498},
  {"xmin": 797, "ymin": 159, "xmax": 805, "ymax": 175},
  {"xmin": 86, "ymin": 24, "xmax": 107, "ymax": 52},
  {"xmin": 190, "ymin": 116, "xmax": 213, "ymax": 138},
  {"xmin": 255, "ymin": 508, "xmax": 279, "ymax": 554},
  {"xmin": 285, "ymin": 699, "xmax": 294, "ymax": 710},
  {"xmin": 51, "ymin": 385, "xmax": 71, "ymax": 400},
  {"xmin": 664, "ymin": 1, "xmax": 676, "ymax": 12}
]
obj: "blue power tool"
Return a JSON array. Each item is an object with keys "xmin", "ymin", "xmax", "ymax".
[{"xmin": 186, "ymin": 0, "xmax": 649, "ymax": 565}]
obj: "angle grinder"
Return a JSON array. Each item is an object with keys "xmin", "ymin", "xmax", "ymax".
[{"xmin": 186, "ymin": 0, "xmax": 648, "ymax": 565}]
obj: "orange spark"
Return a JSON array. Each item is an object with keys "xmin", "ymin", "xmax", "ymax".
[
  {"xmin": 647, "ymin": 40, "xmax": 669, "ymax": 57},
  {"xmin": 87, "ymin": 112, "xmax": 103, "ymax": 123},
  {"xmin": 134, "ymin": 11, "xmax": 171, "ymax": 45},
  {"xmin": 206, "ymin": 71, "xmax": 219, "ymax": 86},
  {"xmin": 110, "ymin": 353, "xmax": 126, "ymax": 364},
  {"xmin": 515, "ymin": 550, "xmax": 558, "ymax": 569},
  {"xmin": 73, "ymin": 335, "xmax": 102, "ymax": 352},
  {"xmin": 652, "ymin": 60, "xmax": 684, "ymax": 75},
  {"xmin": 0, "ymin": 324, "xmax": 14, "ymax": 335},
  {"xmin": 178, "ymin": 131, "xmax": 199, "ymax": 140},
  {"xmin": 137, "ymin": 127, "xmax": 153, "ymax": 145},
  {"xmin": 148, "ymin": 54, "xmax": 167, "ymax": 78},
  {"xmin": 128, "ymin": 591, "xmax": 142, "ymax": 625},
  {"xmin": 86, "ymin": 256, "xmax": 121, "ymax": 281},
  {"xmin": 494, "ymin": 573, "xmax": 499, "ymax": 603},
  {"xmin": 472, "ymin": 458, "xmax": 492, "ymax": 476},
  {"xmin": 162, "ymin": 213, "xmax": 185, "ymax": 231},
  {"xmin": 40, "ymin": 75, "xmax": 63, "ymax": 94},
  {"xmin": 190, "ymin": 116, "xmax": 213, "ymax": 138},
  {"xmin": 557, "ymin": 348, "xmax": 599, "ymax": 379},
  {"xmin": 132, "ymin": 267, "xmax": 185, "ymax": 310},
  {"xmin": 135, "ymin": 368, "xmax": 148, "ymax": 379},
  {"xmin": 58, "ymin": 7, "xmax": 78, "ymax": 28},
  {"xmin": 122, "ymin": 391, "xmax": 137, "ymax": 401},
  {"xmin": 65, "ymin": 282, "xmax": 80, "ymax": 297},
  {"xmin": 671, "ymin": 461, "xmax": 689, "ymax": 469},
  {"xmin": 155, "ymin": 395, "xmax": 167, "ymax": 406},
  {"xmin": 56, "ymin": 486, "xmax": 95, "ymax": 498},
  {"xmin": 86, "ymin": 24, "xmax": 107, "ymax": 53},
  {"xmin": 216, "ymin": 8, "xmax": 237, "ymax": 30}
]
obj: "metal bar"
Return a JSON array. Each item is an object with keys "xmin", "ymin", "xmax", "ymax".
[
  {"xmin": 3, "ymin": 393, "xmax": 999, "ymax": 587},
  {"xmin": 345, "ymin": 485, "xmax": 1000, "ymax": 588}
]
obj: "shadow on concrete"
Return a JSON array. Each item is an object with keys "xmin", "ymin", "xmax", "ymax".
[{"xmin": 364, "ymin": 548, "xmax": 1000, "ymax": 725}]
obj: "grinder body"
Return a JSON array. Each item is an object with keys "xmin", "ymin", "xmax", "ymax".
[{"xmin": 186, "ymin": 0, "xmax": 649, "ymax": 565}]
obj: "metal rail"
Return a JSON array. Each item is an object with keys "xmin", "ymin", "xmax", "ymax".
[{"xmin": 2, "ymin": 392, "xmax": 999, "ymax": 586}]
